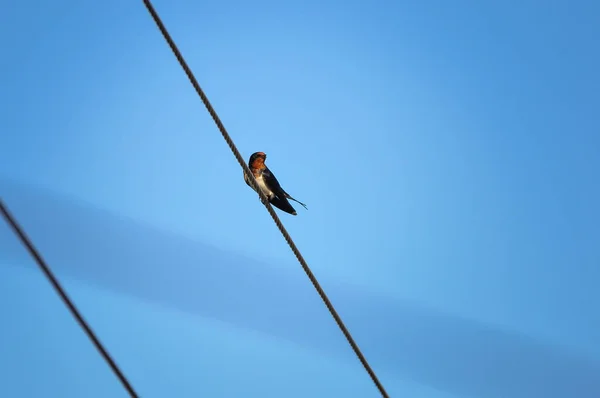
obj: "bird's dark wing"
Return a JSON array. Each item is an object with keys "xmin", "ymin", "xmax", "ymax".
[
  {"xmin": 263, "ymin": 168, "xmax": 298, "ymax": 215},
  {"xmin": 269, "ymin": 195, "xmax": 297, "ymax": 215},
  {"xmin": 264, "ymin": 168, "xmax": 308, "ymax": 210}
]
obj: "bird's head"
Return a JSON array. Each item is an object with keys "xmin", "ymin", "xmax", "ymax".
[{"xmin": 249, "ymin": 151, "xmax": 267, "ymax": 169}]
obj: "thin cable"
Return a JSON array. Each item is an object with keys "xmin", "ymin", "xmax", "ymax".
[
  {"xmin": 0, "ymin": 199, "xmax": 139, "ymax": 398},
  {"xmin": 141, "ymin": 1, "xmax": 389, "ymax": 396}
]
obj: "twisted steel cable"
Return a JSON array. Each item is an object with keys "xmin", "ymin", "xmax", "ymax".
[
  {"xmin": 0, "ymin": 199, "xmax": 139, "ymax": 397},
  {"xmin": 142, "ymin": 1, "xmax": 389, "ymax": 396}
]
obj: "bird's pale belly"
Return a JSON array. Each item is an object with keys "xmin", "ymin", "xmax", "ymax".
[{"xmin": 255, "ymin": 175, "xmax": 273, "ymax": 198}]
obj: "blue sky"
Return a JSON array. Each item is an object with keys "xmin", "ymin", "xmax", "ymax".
[{"xmin": 1, "ymin": 0, "xmax": 599, "ymax": 397}]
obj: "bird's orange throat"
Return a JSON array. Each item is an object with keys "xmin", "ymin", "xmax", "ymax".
[{"xmin": 251, "ymin": 158, "xmax": 266, "ymax": 171}]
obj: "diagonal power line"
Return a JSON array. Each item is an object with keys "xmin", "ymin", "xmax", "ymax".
[
  {"xmin": 0, "ymin": 199, "xmax": 140, "ymax": 398},
  {"xmin": 141, "ymin": 1, "xmax": 390, "ymax": 396}
]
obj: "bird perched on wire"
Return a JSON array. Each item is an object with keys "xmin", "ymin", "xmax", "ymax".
[{"xmin": 244, "ymin": 151, "xmax": 308, "ymax": 216}]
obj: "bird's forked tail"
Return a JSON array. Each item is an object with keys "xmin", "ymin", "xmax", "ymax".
[{"xmin": 285, "ymin": 193, "xmax": 307, "ymax": 210}]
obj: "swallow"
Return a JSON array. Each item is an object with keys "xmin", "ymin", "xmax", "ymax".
[{"xmin": 244, "ymin": 151, "xmax": 307, "ymax": 215}]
